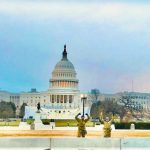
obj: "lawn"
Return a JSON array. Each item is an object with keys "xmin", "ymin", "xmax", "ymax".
[
  {"xmin": 55, "ymin": 119, "xmax": 95, "ymax": 127},
  {"xmin": 25, "ymin": 119, "xmax": 95, "ymax": 127},
  {"xmin": 0, "ymin": 120, "xmax": 21, "ymax": 126}
]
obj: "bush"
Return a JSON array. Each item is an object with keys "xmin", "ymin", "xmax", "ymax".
[
  {"xmin": 115, "ymin": 122, "xmax": 150, "ymax": 129},
  {"xmin": 115, "ymin": 122, "xmax": 131, "ymax": 129},
  {"xmin": 135, "ymin": 123, "xmax": 150, "ymax": 130},
  {"xmin": 42, "ymin": 119, "xmax": 50, "ymax": 125},
  {"xmin": 26, "ymin": 119, "xmax": 34, "ymax": 125}
]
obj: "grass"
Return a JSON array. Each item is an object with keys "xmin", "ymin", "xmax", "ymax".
[
  {"xmin": 55, "ymin": 119, "xmax": 95, "ymax": 127},
  {"xmin": 26, "ymin": 119, "xmax": 95, "ymax": 127},
  {"xmin": 0, "ymin": 120, "xmax": 21, "ymax": 126}
]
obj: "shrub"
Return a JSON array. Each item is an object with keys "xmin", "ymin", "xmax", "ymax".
[
  {"xmin": 115, "ymin": 122, "xmax": 131, "ymax": 129},
  {"xmin": 26, "ymin": 119, "xmax": 34, "ymax": 125},
  {"xmin": 42, "ymin": 119, "xmax": 50, "ymax": 125},
  {"xmin": 135, "ymin": 122, "xmax": 150, "ymax": 130},
  {"xmin": 114, "ymin": 122, "xmax": 150, "ymax": 129}
]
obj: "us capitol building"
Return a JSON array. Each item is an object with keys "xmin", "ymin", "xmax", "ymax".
[
  {"xmin": 0, "ymin": 45, "xmax": 150, "ymax": 119},
  {"xmin": 0, "ymin": 45, "xmax": 90, "ymax": 119}
]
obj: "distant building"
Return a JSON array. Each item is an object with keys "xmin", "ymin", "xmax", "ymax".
[
  {"xmin": 98, "ymin": 92, "xmax": 150, "ymax": 111},
  {"xmin": 118, "ymin": 91, "xmax": 150, "ymax": 111}
]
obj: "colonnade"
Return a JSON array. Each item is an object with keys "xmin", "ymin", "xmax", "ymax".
[
  {"xmin": 50, "ymin": 94, "xmax": 73, "ymax": 104},
  {"xmin": 51, "ymin": 81, "xmax": 78, "ymax": 88}
]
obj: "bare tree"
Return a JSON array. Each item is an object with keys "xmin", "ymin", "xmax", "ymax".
[
  {"xmin": 119, "ymin": 95, "xmax": 143, "ymax": 112},
  {"xmin": 119, "ymin": 95, "xmax": 143, "ymax": 122},
  {"xmin": 90, "ymin": 100, "xmax": 123, "ymax": 119}
]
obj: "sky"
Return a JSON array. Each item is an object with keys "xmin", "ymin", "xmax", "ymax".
[{"xmin": 0, "ymin": 0, "xmax": 150, "ymax": 93}]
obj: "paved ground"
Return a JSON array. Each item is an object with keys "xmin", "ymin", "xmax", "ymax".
[
  {"xmin": 0, "ymin": 137, "xmax": 150, "ymax": 150},
  {"xmin": 0, "ymin": 129, "xmax": 150, "ymax": 137}
]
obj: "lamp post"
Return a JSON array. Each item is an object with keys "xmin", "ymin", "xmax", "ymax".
[{"xmin": 81, "ymin": 94, "xmax": 87, "ymax": 117}]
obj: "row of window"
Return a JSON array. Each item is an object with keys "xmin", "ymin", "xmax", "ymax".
[
  {"xmin": 26, "ymin": 95, "xmax": 73, "ymax": 104},
  {"xmin": 10, "ymin": 96, "xmax": 20, "ymax": 99},
  {"xmin": 30, "ymin": 99, "xmax": 46, "ymax": 103},
  {"xmin": 53, "ymin": 72, "xmax": 75, "ymax": 78},
  {"xmin": 51, "ymin": 81, "xmax": 77, "ymax": 87},
  {"xmin": 105, "ymin": 98, "xmax": 116, "ymax": 101},
  {"xmin": 127, "ymin": 95, "xmax": 148, "ymax": 99}
]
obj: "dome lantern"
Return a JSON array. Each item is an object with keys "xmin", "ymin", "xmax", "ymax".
[{"xmin": 62, "ymin": 44, "xmax": 67, "ymax": 60}]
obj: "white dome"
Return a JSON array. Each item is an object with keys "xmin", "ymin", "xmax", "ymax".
[
  {"xmin": 55, "ymin": 59, "xmax": 75, "ymax": 71},
  {"xmin": 49, "ymin": 45, "xmax": 78, "ymax": 89}
]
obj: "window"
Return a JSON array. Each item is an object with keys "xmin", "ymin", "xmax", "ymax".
[
  {"xmin": 64, "ymin": 95, "xmax": 67, "ymax": 103},
  {"xmin": 57, "ymin": 95, "xmax": 60, "ymax": 103},
  {"xmin": 60, "ymin": 95, "xmax": 63, "ymax": 103},
  {"xmin": 69, "ymin": 95, "xmax": 72, "ymax": 103},
  {"xmin": 52, "ymin": 95, "xmax": 54, "ymax": 103}
]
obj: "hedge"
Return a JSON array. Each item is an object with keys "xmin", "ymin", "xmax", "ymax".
[
  {"xmin": 135, "ymin": 122, "xmax": 150, "ymax": 130},
  {"xmin": 114, "ymin": 122, "xmax": 150, "ymax": 129},
  {"xmin": 42, "ymin": 119, "xmax": 51, "ymax": 125}
]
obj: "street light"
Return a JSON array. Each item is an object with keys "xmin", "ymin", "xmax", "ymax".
[{"xmin": 80, "ymin": 94, "xmax": 87, "ymax": 117}]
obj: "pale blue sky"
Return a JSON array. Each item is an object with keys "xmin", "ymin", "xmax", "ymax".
[{"xmin": 0, "ymin": 0, "xmax": 150, "ymax": 93}]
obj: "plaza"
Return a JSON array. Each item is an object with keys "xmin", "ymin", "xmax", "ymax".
[
  {"xmin": 0, "ymin": 136, "xmax": 150, "ymax": 150},
  {"xmin": 0, "ymin": 125, "xmax": 150, "ymax": 150}
]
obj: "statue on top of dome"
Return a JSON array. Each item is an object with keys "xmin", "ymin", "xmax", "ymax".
[{"xmin": 62, "ymin": 44, "xmax": 68, "ymax": 60}]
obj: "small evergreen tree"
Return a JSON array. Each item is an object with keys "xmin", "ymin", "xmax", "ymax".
[
  {"xmin": 19, "ymin": 103, "xmax": 27, "ymax": 118},
  {"xmin": 0, "ymin": 101, "xmax": 16, "ymax": 118}
]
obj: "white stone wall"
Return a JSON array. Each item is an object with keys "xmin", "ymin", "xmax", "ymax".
[
  {"xmin": 0, "ymin": 91, "xmax": 20, "ymax": 106},
  {"xmin": 19, "ymin": 92, "xmax": 49, "ymax": 107},
  {"xmin": 0, "ymin": 91, "xmax": 10, "ymax": 102}
]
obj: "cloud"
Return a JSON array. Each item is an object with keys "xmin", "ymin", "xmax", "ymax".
[
  {"xmin": 134, "ymin": 71, "xmax": 150, "ymax": 93},
  {"xmin": 0, "ymin": 1, "xmax": 150, "ymax": 32},
  {"xmin": 1, "ymin": 1, "xmax": 150, "ymax": 93}
]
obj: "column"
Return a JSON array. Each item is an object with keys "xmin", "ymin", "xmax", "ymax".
[
  {"xmin": 70, "ymin": 82, "xmax": 72, "ymax": 87},
  {"xmin": 54, "ymin": 95, "xmax": 57, "ymax": 103},
  {"xmin": 50, "ymin": 95, "xmax": 51, "ymax": 103},
  {"xmin": 69, "ymin": 81, "xmax": 71, "ymax": 87},
  {"xmin": 67, "ymin": 95, "xmax": 69, "ymax": 108}
]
